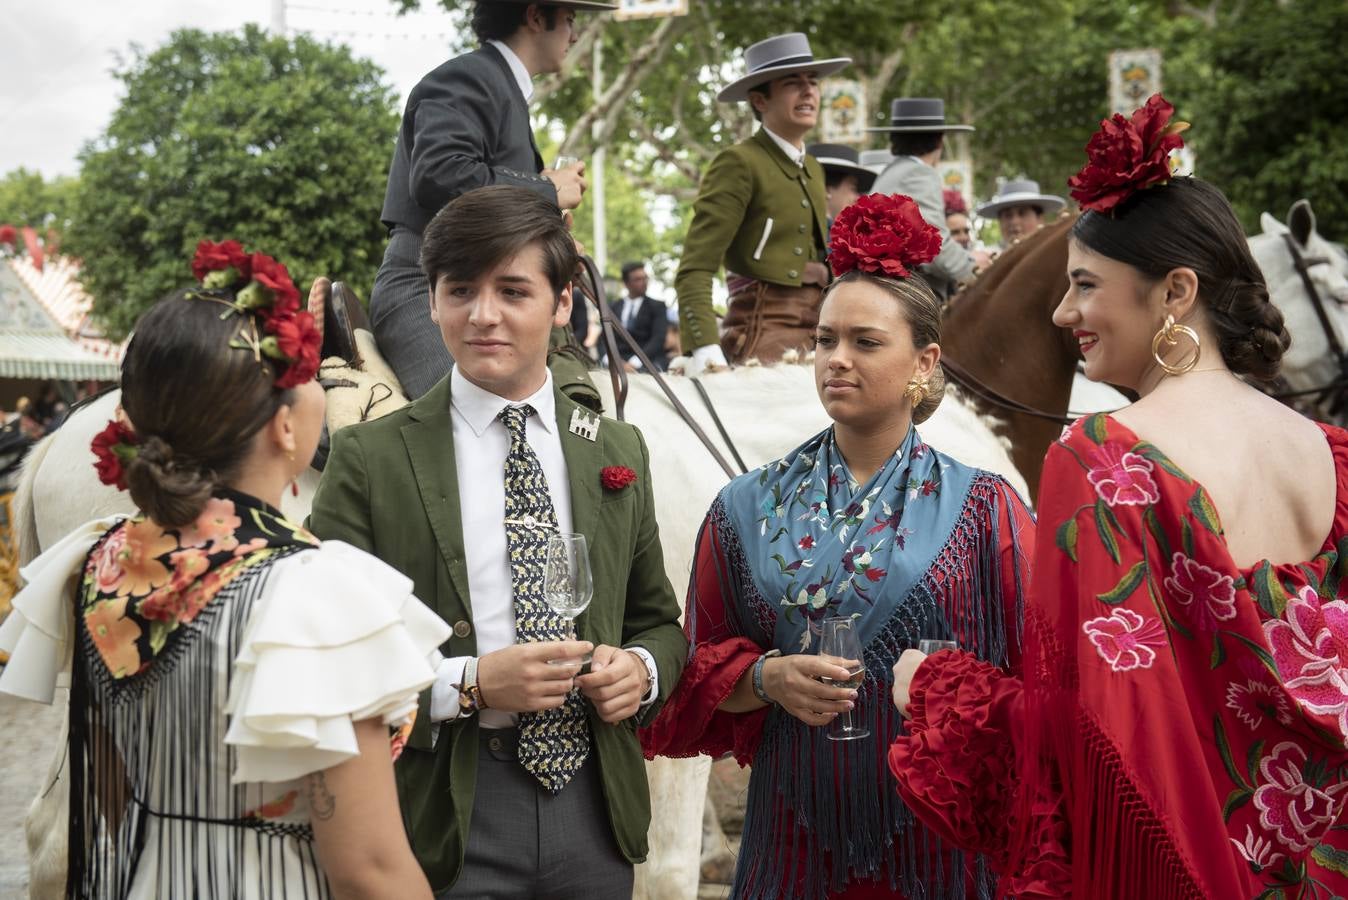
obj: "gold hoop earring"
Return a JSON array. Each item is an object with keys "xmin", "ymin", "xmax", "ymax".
[
  {"xmin": 1151, "ymin": 315, "xmax": 1200, "ymax": 376},
  {"xmin": 904, "ymin": 376, "xmax": 929, "ymax": 406}
]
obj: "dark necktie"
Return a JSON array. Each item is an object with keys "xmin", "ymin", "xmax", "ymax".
[{"xmin": 498, "ymin": 404, "xmax": 590, "ymax": 793}]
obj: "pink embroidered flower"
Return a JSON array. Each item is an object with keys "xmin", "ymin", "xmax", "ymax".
[
  {"xmin": 88, "ymin": 527, "xmax": 129, "ymax": 595},
  {"xmin": 1085, "ymin": 444, "xmax": 1160, "ymax": 507},
  {"xmin": 1264, "ymin": 586, "xmax": 1348, "ymax": 738},
  {"xmin": 1082, "ymin": 608, "xmax": 1166, "ymax": 672},
  {"xmin": 1165, "ymin": 552, "xmax": 1237, "ymax": 631},
  {"xmin": 178, "ymin": 497, "xmax": 242, "ymax": 551},
  {"xmin": 1226, "ymin": 680, "xmax": 1293, "ymax": 729},
  {"xmin": 1231, "ymin": 824, "xmax": 1284, "ymax": 873},
  {"xmin": 1252, "ymin": 741, "xmax": 1348, "ymax": 852}
]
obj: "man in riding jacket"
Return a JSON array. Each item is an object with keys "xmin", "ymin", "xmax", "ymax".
[{"xmin": 674, "ymin": 33, "xmax": 850, "ymax": 376}]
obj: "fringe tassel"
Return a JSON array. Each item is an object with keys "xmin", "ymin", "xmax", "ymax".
[{"xmin": 67, "ymin": 550, "xmax": 329, "ymax": 899}]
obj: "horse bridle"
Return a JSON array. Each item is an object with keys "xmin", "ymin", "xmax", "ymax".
[
  {"xmin": 1275, "ymin": 233, "xmax": 1348, "ymax": 413},
  {"xmin": 572, "ymin": 256, "xmax": 745, "ymax": 480},
  {"xmin": 939, "ymin": 355, "xmax": 1079, "ymax": 426}
]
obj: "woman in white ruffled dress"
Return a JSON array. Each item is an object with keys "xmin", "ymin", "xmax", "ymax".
[{"xmin": 0, "ymin": 243, "xmax": 447, "ymax": 899}]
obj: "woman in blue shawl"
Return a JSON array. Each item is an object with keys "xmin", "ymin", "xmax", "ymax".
[{"xmin": 641, "ymin": 194, "xmax": 1034, "ymax": 900}]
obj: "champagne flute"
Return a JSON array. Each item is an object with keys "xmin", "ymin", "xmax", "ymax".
[
  {"xmin": 820, "ymin": 616, "xmax": 869, "ymax": 741},
  {"xmin": 543, "ymin": 532, "xmax": 594, "ymax": 666}
]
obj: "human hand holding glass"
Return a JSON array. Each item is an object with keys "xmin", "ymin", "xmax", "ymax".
[
  {"xmin": 821, "ymin": 616, "xmax": 869, "ymax": 741},
  {"xmin": 544, "ymin": 532, "xmax": 594, "ymax": 666}
]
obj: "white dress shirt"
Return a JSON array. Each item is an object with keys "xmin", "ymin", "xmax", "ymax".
[
  {"xmin": 487, "ymin": 39, "xmax": 535, "ymax": 102},
  {"xmin": 762, "ymin": 126, "xmax": 806, "ymax": 168},
  {"xmin": 430, "ymin": 366, "xmax": 656, "ymax": 729},
  {"xmin": 620, "ymin": 295, "xmax": 645, "ymax": 370}
]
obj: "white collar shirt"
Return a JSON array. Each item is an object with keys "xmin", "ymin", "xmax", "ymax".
[
  {"xmin": 621, "ymin": 295, "xmax": 645, "ymax": 328},
  {"xmin": 762, "ymin": 126, "xmax": 806, "ymax": 168},
  {"xmin": 487, "ymin": 39, "xmax": 535, "ymax": 102}
]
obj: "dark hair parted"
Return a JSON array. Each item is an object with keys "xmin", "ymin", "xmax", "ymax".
[
  {"xmin": 120, "ymin": 291, "xmax": 295, "ymax": 528},
  {"xmin": 889, "ymin": 132, "xmax": 943, "ymax": 158},
  {"xmin": 620, "ymin": 261, "xmax": 645, "ymax": 281},
  {"xmin": 1072, "ymin": 177, "xmax": 1289, "ymax": 381},
  {"xmin": 821, "ymin": 269, "xmax": 946, "ymax": 424},
  {"xmin": 471, "ymin": 2, "xmax": 559, "ymax": 43},
  {"xmin": 420, "ymin": 184, "xmax": 578, "ymax": 302}
]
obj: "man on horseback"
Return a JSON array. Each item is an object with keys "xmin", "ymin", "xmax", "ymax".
[
  {"xmin": 976, "ymin": 178, "xmax": 1066, "ymax": 248},
  {"xmin": 368, "ymin": 0, "xmax": 607, "ymax": 409},
  {"xmin": 674, "ymin": 33, "xmax": 850, "ymax": 376}
]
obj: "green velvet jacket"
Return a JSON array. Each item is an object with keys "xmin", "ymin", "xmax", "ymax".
[
  {"xmin": 307, "ymin": 374, "xmax": 687, "ymax": 891},
  {"xmin": 674, "ymin": 127, "xmax": 829, "ymax": 353}
]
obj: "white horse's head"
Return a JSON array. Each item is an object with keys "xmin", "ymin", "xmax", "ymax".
[{"xmin": 1249, "ymin": 199, "xmax": 1348, "ymax": 392}]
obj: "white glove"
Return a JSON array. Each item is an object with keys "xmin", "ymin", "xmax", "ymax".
[{"xmin": 684, "ymin": 343, "xmax": 730, "ymax": 378}]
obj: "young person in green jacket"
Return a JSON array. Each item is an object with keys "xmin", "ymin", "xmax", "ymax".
[
  {"xmin": 674, "ymin": 33, "xmax": 851, "ymax": 376},
  {"xmin": 309, "ymin": 185, "xmax": 686, "ymax": 897}
]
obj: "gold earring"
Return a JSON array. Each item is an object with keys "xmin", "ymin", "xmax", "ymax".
[
  {"xmin": 285, "ymin": 449, "xmax": 296, "ymax": 463},
  {"xmin": 904, "ymin": 376, "xmax": 929, "ymax": 405},
  {"xmin": 1151, "ymin": 314, "xmax": 1200, "ymax": 376}
]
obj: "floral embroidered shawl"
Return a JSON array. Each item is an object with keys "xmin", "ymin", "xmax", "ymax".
[{"xmin": 1021, "ymin": 414, "xmax": 1348, "ymax": 899}]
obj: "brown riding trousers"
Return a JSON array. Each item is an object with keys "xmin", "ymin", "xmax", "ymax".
[{"xmin": 720, "ymin": 266, "xmax": 827, "ymax": 363}]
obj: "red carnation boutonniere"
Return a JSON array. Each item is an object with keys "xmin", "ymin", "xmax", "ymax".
[{"xmin": 601, "ymin": 465, "xmax": 638, "ymax": 491}]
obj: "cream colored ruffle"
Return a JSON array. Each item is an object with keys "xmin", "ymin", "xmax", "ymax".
[
  {"xmin": 225, "ymin": 540, "xmax": 448, "ymax": 783},
  {"xmin": 0, "ymin": 517, "xmax": 124, "ymax": 704}
]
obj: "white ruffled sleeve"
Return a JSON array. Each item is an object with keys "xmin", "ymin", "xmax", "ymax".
[
  {"xmin": 224, "ymin": 540, "xmax": 450, "ymax": 784},
  {"xmin": 0, "ymin": 517, "xmax": 124, "ymax": 704}
]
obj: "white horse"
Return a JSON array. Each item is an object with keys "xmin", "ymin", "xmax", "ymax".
[
  {"xmin": 12, "ymin": 331, "xmax": 1026, "ymax": 899},
  {"xmin": 1249, "ymin": 199, "xmax": 1348, "ymax": 401}
]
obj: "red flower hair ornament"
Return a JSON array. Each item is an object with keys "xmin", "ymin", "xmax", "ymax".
[
  {"xmin": 91, "ymin": 419, "xmax": 140, "ymax": 491},
  {"xmin": 1068, "ymin": 93, "xmax": 1190, "ymax": 214},
  {"xmin": 190, "ymin": 239, "xmax": 320, "ymax": 389},
  {"xmin": 828, "ymin": 193, "xmax": 942, "ymax": 280}
]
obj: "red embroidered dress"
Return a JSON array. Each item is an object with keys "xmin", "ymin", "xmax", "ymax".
[{"xmin": 890, "ymin": 414, "xmax": 1348, "ymax": 898}]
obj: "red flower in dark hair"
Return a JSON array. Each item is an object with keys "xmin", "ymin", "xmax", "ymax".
[
  {"xmin": 268, "ymin": 311, "xmax": 322, "ymax": 389},
  {"xmin": 191, "ymin": 239, "xmax": 251, "ymax": 286},
  {"xmin": 601, "ymin": 465, "xmax": 638, "ymax": 491},
  {"xmin": 829, "ymin": 193, "xmax": 942, "ymax": 279},
  {"xmin": 249, "ymin": 252, "xmax": 301, "ymax": 316},
  {"xmin": 1068, "ymin": 93, "xmax": 1189, "ymax": 214},
  {"xmin": 91, "ymin": 419, "xmax": 140, "ymax": 491},
  {"xmin": 942, "ymin": 188, "xmax": 968, "ymax": 216}
]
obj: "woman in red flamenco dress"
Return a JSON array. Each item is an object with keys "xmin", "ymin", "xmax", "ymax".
[{"xmin": 889, "ymin": 94, "xmax": 1348, "ymax": 899}]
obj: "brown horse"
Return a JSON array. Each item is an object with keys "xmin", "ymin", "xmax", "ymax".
[{"xmin": 942, "ymin": 214, "xmax": 1080, "ymax": 500}]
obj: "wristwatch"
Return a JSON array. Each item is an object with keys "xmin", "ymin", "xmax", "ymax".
[
  {"xmin": 752, "ymin": 649, "xmax": 782, "ymax": 705},
  {"xmin": 457, "ymin": 657, "xmax": 487, "ymax": 716}
]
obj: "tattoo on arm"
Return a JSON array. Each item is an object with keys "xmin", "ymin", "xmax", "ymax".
[{"xmin": 306, "ymin": 772, "xmax": 336, "ymax": 821}]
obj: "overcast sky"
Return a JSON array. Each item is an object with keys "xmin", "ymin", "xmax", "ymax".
[{"xmin": 1, "ymin": 1, "xmax": 462, "ymax": 179}]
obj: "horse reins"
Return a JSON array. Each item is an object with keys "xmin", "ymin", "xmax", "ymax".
[
  {"xmin": 939, "ymin": 355, "xmax": 1080, "ymax": 426},
  {"xmin": 1274, "ymin": 233, "xmax": 1348, "ymax": 413},
  {"xmin": 573, "ymin": 256, "xmax": 745, "ymax": 480}
]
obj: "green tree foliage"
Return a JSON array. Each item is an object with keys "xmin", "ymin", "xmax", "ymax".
[
  {"xmin": 0, "ymin": 167, "xmax": 78, "ymax": 233},
  {"xmin": 65, "ymin": 25, "xmax": 399, "ymax": 338},
  {"xmin": 1193, "ymin": 0, "xmax": 1347, "ymax": 241}
]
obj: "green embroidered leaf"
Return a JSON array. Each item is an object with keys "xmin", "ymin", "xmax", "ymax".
[
  {"xmin": 1144, "ymin": 507, "xmax": 1173, "ymax": 562},
  {"xmin": 1096, "ymin": 561, "xmax": 1145, "ymax": 606},
  {"xmin": 1083, "ymin": 414, "xmax": 1107, "ymax": 444},
  {"xmin": 1229, "ymin": 632, "xmax": 1281, "ymax": 680},
  {"xmin": 1312, "ymin": 842, "xmax": 1348, "ymax": 876},
  {"xmin": 1210, "ymin": 631, "xmax": 1226, "ymax": 669},
  {"xmin": 148, "ymin": 620, "xmax": 173, "ymax": 655},
  {"xmin": 1188, "ymin": 488, "xmax": 1222, "ymax": 536},
  {"xmin": 1253, "ymin": 563, "xmax": 1289, "ymax": 618},
  {"xmin": 1136, "ymin": 444, "xmax": 1191, "ymax": 483},
  {"xmin": 768, "ymin": 527, "xmax": 789, "ymax": 545},
  {"xmin": 1247, "ymin": 738, "xmax": 1266, "ymax": 786},
  {"xmin": 1055, "ymin": 518, "xmax": 1079, "ymax": 563},
  {"xmin": 1222, "ymin": 787, "xmax": 1252, "ymax": 821},
  {"xmin": 1094, "ymin": 500, "xmax": 1122, "ymax": 564},
  {"xmin": 1213, "ymin": 715, "xmax": 1247, "ymax": 789},
  {"xmin": 1181, "ymin": 518, "xmax": 1195, "ymax": 558}
]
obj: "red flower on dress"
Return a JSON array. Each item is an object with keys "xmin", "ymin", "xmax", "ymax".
[
  {"xmin": 90, "ymin": 420, "xmax": 140, "ymax": 491},
  {"xmin": 191, "ymin": 239, "xmax": 251, "ymax": 285},
  {"xmin": 601, "ymin": 465, "xmax": 638, "ymax": 491},
  {"xmin": 1263, "ymin": 586, "xmax": 1348, "ymax": 739},
  {"xmin": 798, "ymin": 535, "xmax": 816, "ymax": 550},
  {"xmin": 1082, "ymin": 608, "xmax": 1166, "ymax": 672},
  {"xmin": 267, "ymin": 311, "xmax": 322, "ymax": 389},
  {"xmin": 0, "ymin": 224, "xmax": 16, "ymax": 246},
  {"xmin": 1067, "ymin": 93, "xmax": 1189, "ymax": 214},
  {"xmin": 829, "ymin": 193, "xmax": 942, "ymax": 279},
  {"xmin": 1085, "ymin": 444, "xmax": 1160, "ymax": 507},
  {"xmin": 1252, "ymin": 741, "xmax": 1348, "ymax": 852},
  {"xmin": 1164, "ymin": 552, "xmax": 1237, "ymax": 631}
]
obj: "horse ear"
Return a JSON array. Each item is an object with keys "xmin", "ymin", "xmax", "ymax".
[
  {"xmin": 1287, "ymin": 199, "xmax": 1316, "ymax": 247},
  {"xmin": 1260, "ymin": 211, "xmax": 1286, "ymax": 236}
]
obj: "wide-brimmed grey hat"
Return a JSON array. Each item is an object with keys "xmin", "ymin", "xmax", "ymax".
[
  {"xmin": 866, "ymin": 98, "xmax": 974, "ymax": 133},
  {"xmin": 976, "ymin": 179, "xmax": 1066, "ymax": 217},
  {"xmin": 806, "ymin": 143, "xmax": 876, "ymax": 191},
  {"xmin": 480, "ymin": 0, "xmax": 617, "ymax": 9},
  {"xmin": 858, "ymin": 149, "xmax": 895, "ymax": 174},
  {"xmin": 718, "ymin": 33, "xmax": 851, "ymax": 103}
]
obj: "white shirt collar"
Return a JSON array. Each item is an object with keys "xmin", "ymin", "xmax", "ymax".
[
  {"xmin": 451, "ymin": 365, "xmax": 557, "ymax": 438},
  {"xmin": 762, "ymin": 126, "xmax": 806, "ymax": 168},
  {"xmin": 487, "ymin": 39, "xmax": 534, "ymax": 102}
]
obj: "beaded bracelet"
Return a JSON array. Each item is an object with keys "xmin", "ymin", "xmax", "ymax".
[{"xmin": 752, "ymin": 649, "xmax": 782, "ymax": 704}]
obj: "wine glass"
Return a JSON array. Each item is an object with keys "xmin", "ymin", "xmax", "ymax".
[
  {"xmin": 820, "ymin": 616, "xmax": 869, "ymax": 741},
  {"xmin": 543, "ymin": 532, "xmax": 594, "ymax": 666},
  {"xmin": 917, "ymin": 639, "xmax": 958, "ymax": 656},
  {"xmin": 554, "ymin": 155, "xmax": 580, "ymax": 170}
]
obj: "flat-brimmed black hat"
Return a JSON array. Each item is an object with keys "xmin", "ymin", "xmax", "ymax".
[
  {"xmin": 478, "ymin": 0, "xmax": 617, "ymax": 10},
  {"xmin": 806, "ymin": 143, "xmax": 876, "ymax": 191},
  {"xmin": 866, "ymin": 98, "xmax": 974, "ymax": 134},
  {"xmin": 718, "ymin": 33, "xmax": 851, "ymax": 103}
]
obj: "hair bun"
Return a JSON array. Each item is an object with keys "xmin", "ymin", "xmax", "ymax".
[
  {"xmin": 125, "ymin": 434, "xmax": 214, "ymax": 529},
  {"xmin": 1212, "ymin": 279, "xmax": 1289, "ymax": 382}
]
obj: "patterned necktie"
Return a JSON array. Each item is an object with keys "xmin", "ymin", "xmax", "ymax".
[{"xmin": 498, "ymin": 404, "xmax": 590, "ymax": 793}]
